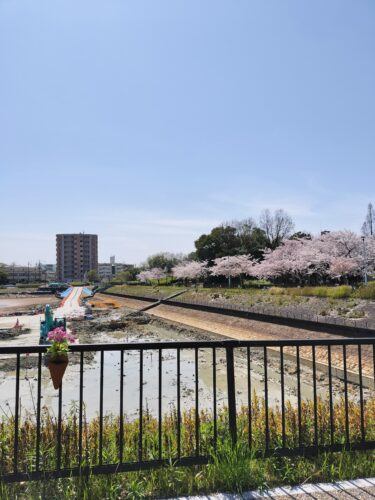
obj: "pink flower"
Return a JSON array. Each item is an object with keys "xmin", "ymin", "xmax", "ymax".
[{"xmin": 47, "ymin": 327, "xmax": 76, "ymax": 344}]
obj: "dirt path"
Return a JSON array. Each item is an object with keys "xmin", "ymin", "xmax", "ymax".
[{"xmin": 93, "ymin": 294, "xmax": 375, "ymax": 378}]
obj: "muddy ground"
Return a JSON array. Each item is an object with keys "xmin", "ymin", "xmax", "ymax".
[
  {"xmin": 0, "ymin": 295, "xmax": 59, "ymax": 316},
  {"xmin": 90, "ymin": 294, "xmax": 375, "ymax": 379}
]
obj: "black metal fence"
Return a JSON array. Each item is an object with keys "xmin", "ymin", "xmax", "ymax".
[{"xmin": 0, "ymin": 338, "xmax": 375, "ymax": 483}]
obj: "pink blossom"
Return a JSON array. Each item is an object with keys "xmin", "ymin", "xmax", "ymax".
[
  {"xmin": 48, "ymin": 327, "xmax": 76, "ymax": 344},
  {"xmin": 210, "ymin": 255, "xmax": 256, "ymax": 279},
  {"xmin": 137, "ymin": 267, "xmax": 166, "ymax": 282},
  {"xmin": 172, "ymin": 261, "xmax": 209, "ymax": 280}
]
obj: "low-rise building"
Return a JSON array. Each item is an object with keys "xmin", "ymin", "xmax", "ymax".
[
  {"xmin": 98, "ymin": 257, "xmax": 133, "ymax": 281},
  {"xmin": 2, "ymin": 263, "xmax": 54, "ymax": 283}
]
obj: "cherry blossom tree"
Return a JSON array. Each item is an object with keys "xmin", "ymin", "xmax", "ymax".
[
  {"xmin": 172, "ymin": 261, "xmax": 209, "ymax": 282},
  {"xmin": 149, "ymin": 267, "xmax": 167, "ymax": 283},
  {"xmin": 136, "ymin": 270, "xmax": 153, "ymax": 283},
  {"xmin": 210, "ymin": 255, "xmax": 255, "ymax": 287},
  {"xmin": 252, "ymin": 230, "xmax": 375, "ymax": 284},
  {"xmin": 252, "ymin": 239, "xmax": 310, "ymax": 283},
  {"xmin": 137, "ymin": 267, "xmax": 167, "ymax": 284},
  {"xmin": 328, "ymin": 256, "xmax": 360, "ymax": 281}
]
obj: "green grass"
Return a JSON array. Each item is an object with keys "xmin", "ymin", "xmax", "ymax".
[
  {"xmin": 0, "ymin": 286, "xmax": 42, "ymax": 294},
  {"xmin": 356, "ymin": 282, "xmax": 375, "ymax": 300},
  {"xmin": 1, "ymin": 396, "xmax": 375, "ymax": 498},
  {"xmin": 106, "ymin": 283, "xmax": 375, "ymax": 303},
  {"xmin": 270, "ymin": 285, "xmax": 353, "ymax": 299},
  {"xmin": 243, "ymin": 279, "xmax": 272, "ymax": 287},
  {"xmin": 2, "ymin": 449, "xmax": 375, "ymax": 499},
  {"xmin": 106, "ymin": 284, "xmax": 186, "ymax": 299},
  {"xmin": 16, "ymin": 283, "xmax": 42, "ymax": 288}
]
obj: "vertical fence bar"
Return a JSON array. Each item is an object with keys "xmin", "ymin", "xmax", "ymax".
[
  {"xmin": 35, "ymin": 352, "xmax": 42, "ymax": 471},
  {"xmin": 57, "ymin": 384, "xmax": 62, "ymax": 469},
  {"xmin": 177, "ymin": 348, "xmax": 181, "ymax": 459},
  {"xmin": 195, "ymin": 347, "xmax": 200, "ymax": 455},
  {"xmin": 358, "ymin": 345, "xmax": 365, "ymax": 442},
  {"xmin": 296, "ymin": 346, "xmax": 302, "ymax": 449},
  {"xmin": 213, "ymin": 348, "xmax": 217, "ymax": 450},
  {"xmin": 158, "ymin": 348, "xmax": 162, "ymax": 461},
  {"xmin": 343, "ymin": 345, "xmax": 350, "ymax": 444},
  {"xmin": 13, "ymin": 353, "xmax": 20, "ymax": 473},
  {"xmin": 79, "ymin": 351, "xmax": 84, "ymax": 467},
  {"xmin": 312, "ymin": 346, "xmax": 318, "ymax": 448},
  {"xmin": 327, "ymin": 345, "xmax": 334, "ymax": 446},
  {"xmin": 139, "ymin": 349, "xmax": 144, "ymax": 462},
  {"xmin": 264, "ymin": 346, "xmax": 269, "ymax": 451},
  {"xmin": 280, "ymin": 346, "xmax": 285, "ymax": 449},
  {"xmin": 226, "ymin": 346, "xmax": 237, "ymax": 445},
  {"xmin": 99, "ymin": 350, "xmax": 104, "ymax": 465},
  {"xmin": 119, "ymin": 349, "xmax": 124, "ymax": 463},
  {"xmin": 247, "ymin": 346, "xmax": 252, "ymax": 448}
]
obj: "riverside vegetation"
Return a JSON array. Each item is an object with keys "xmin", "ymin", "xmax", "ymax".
[
  {"xmin": 105, "ymin": 282, "xmax": 375, "ymax": 323},
  {"xmin": 1, "ymin": 395, "xmax": 375, "ymax": 498}
]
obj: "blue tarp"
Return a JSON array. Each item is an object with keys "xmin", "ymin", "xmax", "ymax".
[{"xmin": 59, "ymin": 287, "xmax": 72, "ymax": 298}]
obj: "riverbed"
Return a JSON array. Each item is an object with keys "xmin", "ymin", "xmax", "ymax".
[{"xmin": 1, "ymin": 308, "xmax": 364, "ymax": 423}]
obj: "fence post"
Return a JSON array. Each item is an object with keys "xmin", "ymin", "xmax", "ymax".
[{"xmin": 226, "ymin": 346, "xmax": 237, "ymax": 445}]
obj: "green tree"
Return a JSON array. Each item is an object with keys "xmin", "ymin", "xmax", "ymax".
[
  {"xmin": 194, "ymin": 226, "xmax": 240, "ymax": 262},
  {"xmin": 231, "ymin": 220, "xmax": 268, "ymax": 259},
  {"xmin": 116, "ymin": 269, "xmax": 138, "ymax": 283},
  {"xmin": 87, "ymin": 269, "xmax": 99, "ymax": 283},
  {"xmin": 290, "ymin": 231, "xmax": 312, "ymax": 240},
  {"xmin": 145, "ymin": 253, "xmax": 185, "ymax": 272},
  {"xmin": 0, "ymin": 268, "xmax": 8, "ymax": 285}
]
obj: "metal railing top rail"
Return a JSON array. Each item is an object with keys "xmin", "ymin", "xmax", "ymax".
[{"xmin": 1, "ymin": 337, "xmax": 375, "ymax": 354}]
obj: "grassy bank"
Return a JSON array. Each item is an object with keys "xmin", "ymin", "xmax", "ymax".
[
  {"xmin": 1, "ymin": 396, "xmax": 375, "ymax": 498},
  {"xmin": 270, "ymin": 285, "xmax": 353, "ymax": 299},
  {"xmin": 103, "ymin": 284, "xmax": 374, "ymax": 324},
  {"xmin": 107, "ymin": 284, "xmax": 185, "ymax": 299},
  {"xmin": 106, "ymin": 283, "xmax": 375, "ymax": 301}
]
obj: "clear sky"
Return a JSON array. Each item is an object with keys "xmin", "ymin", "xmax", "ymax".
[{"xmin": 1, "ymin": 0, "xmax": 375, "ymax": 266}]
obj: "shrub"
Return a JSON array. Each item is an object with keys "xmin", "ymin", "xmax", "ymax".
[
  {"xmin": 270, "ymin": 286, "xmax": 352, "ymax": 299},
  {"xmin": 16, "ymin": 283, "xmax": 41, "ymax": 288},
  {"xmin": 356, "ymin": 282, "xmax": 375, "ymax": 300}
]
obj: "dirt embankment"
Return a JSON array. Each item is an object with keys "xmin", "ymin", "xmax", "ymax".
[{"xmin": 90, "ymin": 294, "xmax": 375, "ymax": 379}]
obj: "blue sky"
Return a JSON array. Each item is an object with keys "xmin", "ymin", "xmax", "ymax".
[{"xmin": 1, "ymin": 0, "xmax": 375, "ymax": 265}]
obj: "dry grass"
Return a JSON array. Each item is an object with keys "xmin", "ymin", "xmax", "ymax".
[{"xmin": 1, "ymin": 395, "xmax": 375, "ymax": 498}]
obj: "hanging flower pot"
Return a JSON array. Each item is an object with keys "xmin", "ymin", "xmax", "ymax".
[
  {"xmin": 48, "ymin": 355, "xmax": 69, "ymax": 389},
  {"xmin": 46, "ymin": 327, "xmax": 76, "ymax": 390}
]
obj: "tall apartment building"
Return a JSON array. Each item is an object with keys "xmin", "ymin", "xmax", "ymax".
[{"xmin": 56, "ymin": 234, "xmax": 98, "ymax": 282}]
